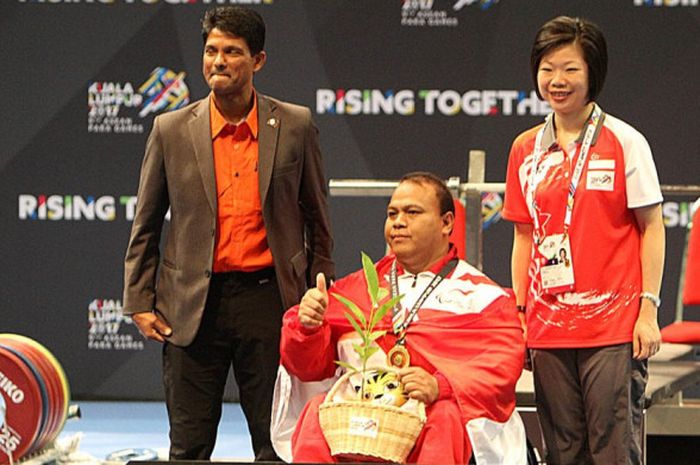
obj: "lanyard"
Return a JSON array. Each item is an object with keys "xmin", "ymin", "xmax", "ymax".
[
  {"xmin": 529, "ymin": 105, "xmax": 604, "ymax": 241},
  {"xmin": 389, "ymin": 258, "xmax": 458, "ymax": 345}
]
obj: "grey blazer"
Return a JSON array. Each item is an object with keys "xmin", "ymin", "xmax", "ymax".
[{"xmin": 123, "ymin": 94, "xmax": 334, "ymax": 346}]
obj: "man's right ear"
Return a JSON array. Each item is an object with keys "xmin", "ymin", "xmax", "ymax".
[
  {"xmin": 253, "ymin": 51, "xmax": 267, "ymax": 72},
  {"xmin": 442, "ymin": 211, "xmax": 455, "ymax": 235}
]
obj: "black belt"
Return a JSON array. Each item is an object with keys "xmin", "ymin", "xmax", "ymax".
[{"xmin": 212, "ymin": 267, "xmax": 275, "ymax": 286}]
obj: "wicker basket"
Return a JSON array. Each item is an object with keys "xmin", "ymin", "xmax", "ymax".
[{"xmin": 318, "ymin": 367, "xmax": 426, "ymax": 463}]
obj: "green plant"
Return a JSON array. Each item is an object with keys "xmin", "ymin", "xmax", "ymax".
[{"xmin": 331, "ymin": 252, "xmax": 403, "ymax": 401}]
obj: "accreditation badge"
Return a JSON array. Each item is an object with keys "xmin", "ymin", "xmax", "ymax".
[{"xmin": 538, "ymin": 234, "xmax": 575, "ymax": 294}]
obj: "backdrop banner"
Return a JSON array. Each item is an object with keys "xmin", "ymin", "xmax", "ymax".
[{"xmin": 2, "ymin": 0, "xmax": 698, "ymax": 400}]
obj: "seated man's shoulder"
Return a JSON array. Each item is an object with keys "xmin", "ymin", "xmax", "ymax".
[{"xmin": 452, "ymin": 260, "xmax": 500, "ymax": 285}]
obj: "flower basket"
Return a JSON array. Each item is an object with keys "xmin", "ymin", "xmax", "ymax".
[{"xmin": 318, "ymin": 367, "xmax": 426, "ymax": 463}]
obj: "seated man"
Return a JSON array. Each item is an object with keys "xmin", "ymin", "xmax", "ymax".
[{"xmin": 271, "ymin": 172, "xmax": 527, "ymax": 464}]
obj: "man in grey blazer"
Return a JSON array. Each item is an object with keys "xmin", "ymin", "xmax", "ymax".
[{"xmin": 122, "ymin": 6, "xmax": 334, "ymax": 461}]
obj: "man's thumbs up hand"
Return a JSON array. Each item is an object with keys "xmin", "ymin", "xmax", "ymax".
[{"xmin": 298, "ymin": 273, "xmax": 329, "ymax": 328}]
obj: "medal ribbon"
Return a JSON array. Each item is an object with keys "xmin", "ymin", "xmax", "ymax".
[
  {"xmin": 389, "ymin": 258, "xmax": 458, "ymax": 345},
  {"xmin": 529, "ymin": 104, "xmax": 605, "ymax": 242}
]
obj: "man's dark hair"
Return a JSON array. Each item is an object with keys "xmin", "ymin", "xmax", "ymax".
[
  {"xmin": 399, "ymin": 172, "xmax": 455, "ymax": 216},
  {"xmin": 202, "ymin": 6, "xmax": 266, "ymax": 55},
  {"xmin": 530, "ymin": 16, "xmax": 607, "ymax": 103}
]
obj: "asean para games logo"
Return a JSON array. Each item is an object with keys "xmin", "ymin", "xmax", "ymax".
[
  {"xmin": 401, "ymin": 0, "xmax": 500, "ymax": 27},
  {"xmin": 88, "ymin": 67, "xmax": 189, "ymax": 134},
  {"xmin": 88, "ymin": 299, "xmax": 144, "ymax": 351}
]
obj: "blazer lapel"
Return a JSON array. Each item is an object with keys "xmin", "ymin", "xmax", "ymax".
[
  {"xmin": 189, "ymin": 98, "xmax": 217, "ymax": 215},
  {"xmin": 257, "ymin": 95, "xmax": 279, "ymax": 208}
]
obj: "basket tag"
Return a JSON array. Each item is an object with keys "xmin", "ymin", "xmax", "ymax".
[{"xmin": 348, "ymin": 416, "xmax": 379, "ymax": 438}]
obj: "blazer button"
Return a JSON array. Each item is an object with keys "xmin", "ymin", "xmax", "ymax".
[{"xmin": 205, "ymin": 270, "xmax": 211, "ymax": 278}]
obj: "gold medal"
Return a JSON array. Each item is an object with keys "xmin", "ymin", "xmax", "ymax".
[{"xmin": 387, "ymin": 345, "xmax": 410, "ymax": 369}]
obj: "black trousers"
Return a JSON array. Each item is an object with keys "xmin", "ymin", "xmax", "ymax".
[
  {"xmin": 163, "ymin": 268, "xmax": 284, "ymax": 461},
  {"xmin": 531, "ymin": 343, "xmax": 647, "ymax": 465}
]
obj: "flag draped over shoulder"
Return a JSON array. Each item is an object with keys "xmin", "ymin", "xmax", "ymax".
[{"xmin": 272, "ymin": 250, "xmax": 527, "ymax": 464}]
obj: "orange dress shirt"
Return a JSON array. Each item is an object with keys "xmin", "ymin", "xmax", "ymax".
[{"xmin": 210, "ymin": 93, "xmax": 273, "ymax": 272}]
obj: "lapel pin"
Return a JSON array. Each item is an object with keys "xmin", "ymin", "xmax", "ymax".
[{"xmin": 267, "ymin": 117, "xmax": 278, "ymax": 128}]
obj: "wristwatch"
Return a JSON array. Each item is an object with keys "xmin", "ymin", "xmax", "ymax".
[{"xmin": 640, "ymin": 291, "xmax": 661, "ymax": 308}]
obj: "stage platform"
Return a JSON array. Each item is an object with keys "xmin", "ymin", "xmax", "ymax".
[
  {"xmin": 52, "ymin": 401, "xmax": 254, "ymax": 463},
  {"xmin": 17, "ymin": 343, "xmax": 700, "ymax": 465}
]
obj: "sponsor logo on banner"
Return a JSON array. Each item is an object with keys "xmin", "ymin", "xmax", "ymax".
[
  {"xmin": 88, "ymin": 67, "xmax": 189, "ymax": 134},
  {"xmin": 633, "ymin": 0, "xmax": 697, "ymax": 6},
  {"xmin": 401, "ymin": 0, "xmax": 499, "ymax": 27},
  {"xmin": 663, "ymin": 201, "xmax": 698, "ymax": 228},
  {"xmin": 18, "ymin": 195, "xmax": 136, "ymax": 221},
  {"xmin": 481, "ymin": 192, "xmax": 502, "ymax": 229},
  {"xmin": 21, "ymin": 0, "xmax": 272, "ymax": 4},
  {"xmin": 316, "ymin": 89, "xmax": 549, "ymax": 116},
  {"xmin": 18, "ymin": 194, "xmax": 171, "ymax": 222},
  {"xmin": 88, "ymin": 299, "xmax": 144, "ymax": 351}
]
